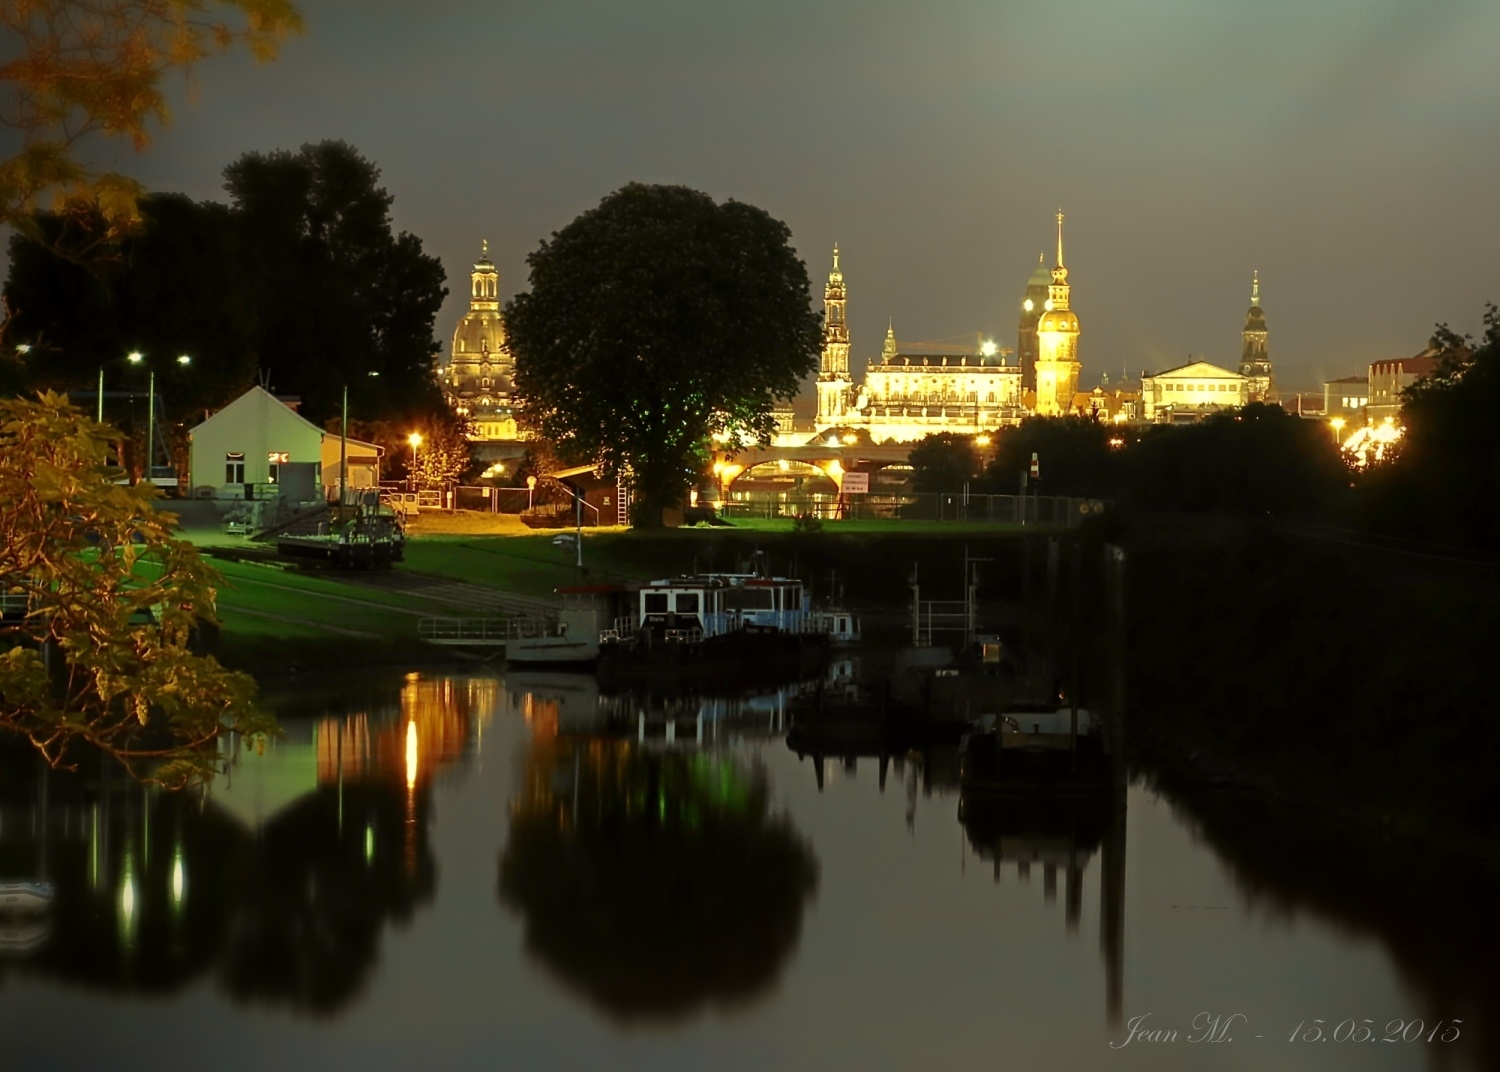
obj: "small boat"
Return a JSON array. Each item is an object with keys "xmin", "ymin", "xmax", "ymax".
[
  {"xmin": 958, "ymin": 701, "xmax": 1111, "ymax": 794},
  {"xmin": 0, "ymin": 881, "xmax": 55, "ymax": 914}
]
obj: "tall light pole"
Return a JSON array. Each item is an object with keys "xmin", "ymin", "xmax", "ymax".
[
  {"xmin": 407, "ymin": 432, "xmax": 423, "ymax": 492},
  {"xmin": 128, "ymin": 352, "xmax": 189, "ymax": 482}
]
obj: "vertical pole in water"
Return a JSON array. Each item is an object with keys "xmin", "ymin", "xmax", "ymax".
[
  {"xmin": 1046, "ymin": 537, "xmax": 1060, "ymax": 697},
  {"xmin": 1070, "ymin": 538, "xmax": 1081, "ymax": 771},
  {"xmin": 910, "ymin": 564, "xmax": 920, "ymax": 646},
  {"xmin": 1100, "ymin": 542, "xmax": 1127, "ymax": 1026}
]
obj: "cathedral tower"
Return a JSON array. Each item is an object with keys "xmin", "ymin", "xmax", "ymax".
[
  {"xmin": 1239, "ymin": 271, "xmax": 1274, "ymax": 403},
  {"xmin": 445, "ymin": 240, "xmax": 516, "ymax": 440},
  {"xmin": 817, "ymin": 244, "xmax": 853, "ymax": 423},
  {"xmin": 1017, "ymin": 253, "xmax": 1050, "ymax": 393},
  {"xmin": 1033, "ymin": 211, "xmax": 1081, "ymax": 416}
]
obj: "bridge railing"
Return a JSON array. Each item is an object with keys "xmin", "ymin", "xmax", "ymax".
[
  {"xmin": 418, "ymin": 617, "xmax": 554, "ymax": 644},
  {"xmin": 718, "ymin": 493, "xmax": 1108, "ymax": 527}
]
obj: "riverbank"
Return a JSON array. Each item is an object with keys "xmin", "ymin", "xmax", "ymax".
[{"xmin": 1119, "ymin": 518, "xmax": 1500, "ymax": 872}]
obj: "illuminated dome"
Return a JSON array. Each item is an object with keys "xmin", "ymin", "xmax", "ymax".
[
  {"xmin": 1040, "ymin": 311, "xmax": 1079, "ymax": 332},
  {"xmin": 452, "ymin": 311, "xmax": 507, "ymax": 361}
]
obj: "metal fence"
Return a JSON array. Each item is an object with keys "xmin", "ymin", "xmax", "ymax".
[{"xmin": 719, "ymin": 493, "xmax": 1107, "ymax": 526}]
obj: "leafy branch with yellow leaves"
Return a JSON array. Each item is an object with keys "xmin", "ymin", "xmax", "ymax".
[
  {"xmin": 1, "ymin": 0, "xmax": 303, "ymax": 257},
  {"xmin": 0, "ymin": 392, "xmax": 272, "ymax": 786}
]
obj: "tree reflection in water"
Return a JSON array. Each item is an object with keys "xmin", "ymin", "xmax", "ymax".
[
  {"xmin": 0, "ymin": 674, "xmax": 479, "ymax": 1015},
  {"xmin": 1152, "ymin": 778, "xmax": 1500, "ymax": 1072},
  {"xmin": 499, "ymin": 736, "xmax": 818, "ymax": 1023}
]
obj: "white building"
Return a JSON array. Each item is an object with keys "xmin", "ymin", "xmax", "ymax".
[
  {"xmin": 187, "ymin": 386, "xmax": 383, "ymax": 500},
  {"xmin": 1140, "ymin": 360, "xmax": 1248, "ymax": 423}
]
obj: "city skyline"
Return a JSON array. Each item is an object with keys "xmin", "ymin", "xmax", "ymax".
[{"xmin": 46, "ymin": 0, "xmax": 1500, "ymax": 391}]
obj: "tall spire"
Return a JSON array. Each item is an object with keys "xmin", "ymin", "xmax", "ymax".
[
  {"xmin": 481, "ymin": 238, "xmax": 489, "ymax": 260},
  {"xmin": 1250, "ymin": 269, "xmax": 1260, "ymax": 308},
  {"xmin": 832, "ymin": 243, "xmax": 840, "ymax": 272},
  {"xmin": 1056, "ymin": 209, "xmax": 1065, "ymax": 268}
]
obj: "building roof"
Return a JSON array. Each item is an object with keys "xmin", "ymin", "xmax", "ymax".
[
  {"xmin": 1371, "ymin": 353, "xmax": 1439, "ymax": 376},
  {"xmin": 1324, "ymin": 375, "xmax": 1368, "ymax": 385},
  {"xmin": 1145, "ymin": 360, "xmax": 1244, "ymax": 380},
  {"xmin": 190, "ymin": 385, "xmax": 383, "ymax": 453}
]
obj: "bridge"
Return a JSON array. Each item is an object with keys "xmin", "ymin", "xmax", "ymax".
[{"xmin": 713, "ymin": 442, "xmax": 916, "ymax": 491}]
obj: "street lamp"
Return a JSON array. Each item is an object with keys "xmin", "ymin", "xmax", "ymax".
[
  {"xmin": 1329, "ymin": 417, "xmax": 1346, "ymax": 445},
  {"xmin": 407, "ymin": 432, "xmax": 423, "ymax": 490},
  {"xmin": 118, "ymin": 352, "xmax": 189, "ymax": 482}
]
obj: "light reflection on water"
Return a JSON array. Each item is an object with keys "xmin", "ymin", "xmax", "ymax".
[{"xmin": 0, "ymin": 667, "xmax": 1494, "ymax": 1071}]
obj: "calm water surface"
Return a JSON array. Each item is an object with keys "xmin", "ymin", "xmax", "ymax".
[{"xmin": 0, "ymin": 667, "xmax": 1492, "ymax": 1071}]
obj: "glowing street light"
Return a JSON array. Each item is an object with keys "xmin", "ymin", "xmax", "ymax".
[
  {"xmin": 975, "ymin": 434, "xmax": 992, "ymax": 448},
  {"xmin": 1329, "ymin": 417, "xmax": 1346, "ymax": 442},
  {"xmin": 980, "ymin": 340, "xmax": 998, "ymax": 357},
  {"xmin": 407, "ymin": 431, "xmax": 423, "ymax": 489}
]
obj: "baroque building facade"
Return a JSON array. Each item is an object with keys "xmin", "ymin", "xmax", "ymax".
[
  {"xmin": 1033, "ymin": 211, "xmax": 1082, "ymax": 417},
  {"xmin": 1239, "ymin": 271, "xmax": 1275, "ymax": 402},
  {"xmin": 443, "ymin": 241, "xmax": 518, "ymax": 441},
  {"xmin": 809, "ymin": 246, "xmax": 1023, "ymax": 442}
]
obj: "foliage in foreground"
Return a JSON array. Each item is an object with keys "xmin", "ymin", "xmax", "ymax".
[
  {"xmin": 0, "ymin": 0, "xmax": 303, "ymax": 256},
  {"xmin": 0, "ymin": 393, "xmax": 269, "ymax": 785}
]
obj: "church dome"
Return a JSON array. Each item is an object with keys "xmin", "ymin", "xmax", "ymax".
[
  {"xmin": 1027, "ymin": 262, "xmax": 1052, "ymax": 288},
  {"xmin": 1040, "ymin": 311, "xmax": 1079, "ymax": 332},
  {"xmin": 452, "ymin": 310, "xmax": 507, "ymax": 358}
]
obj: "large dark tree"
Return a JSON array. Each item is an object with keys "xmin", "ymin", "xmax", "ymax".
[
  {"xmin": 505, "ymin": 183, "xmax": 823, "ymax": 526},
  {"xmin": 980, "ymin": 415, "xmax": 1121, "ymax": 498},
  {"xmin": 1124, "ymin": 403, "xmax": 1346, "ymax": 517},
  {"xmin": 5, "ymin": 194, "xmax": 259, "ymax": 420},
  {"xmin": 1360, "ymin": 305, "xmax": 1500, "ymax": 546},
  {"xmin": 223, "ymin": 140, "xmax": 448, "ymax": 425},
  {"xmin": 907, "ymin": 431, "xmax": 982, "ymax": 493}
]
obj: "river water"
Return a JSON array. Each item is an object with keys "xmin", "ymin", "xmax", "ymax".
[{"xmin": 0, "ymin": 666, "xmax": 1493, "ymax": 1071}]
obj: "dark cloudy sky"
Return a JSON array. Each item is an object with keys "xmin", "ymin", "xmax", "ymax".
[{"xmin": 108, "ymin": 0, "xmax": 1499, "ymax": 393}]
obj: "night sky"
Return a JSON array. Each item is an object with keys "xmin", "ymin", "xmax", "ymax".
[{"xmin": 88, "ymin": 0, "xmax": 1500, "ymax": 394}]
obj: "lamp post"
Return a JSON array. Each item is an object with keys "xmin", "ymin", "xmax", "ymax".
[
  {"xmin": 407, "ymin": 432, "xmax": 423, "ymax": 492},
  {"xmin": 124, "ymin": 352, "xmax": 190, "ymax": 483},
  {"xmin": 1329, "ymin": 417, "xmax": 1346, "ymax": 446}
]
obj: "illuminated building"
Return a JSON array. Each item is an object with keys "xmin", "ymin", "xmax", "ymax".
[
  {"xmin": 1016, "ymin": 253, "xmax": 1051, "ymax": 394},
  {"xmin": 443, "ymin": 241, "xmax": 518, "ymax": 442},
  {"xmin": 1367, "ymin": 349, "xmax": 1439, "ymax": 423},
  {"xmin": 1239, "ymin": 271, "xmax": 1276, "ymax": 402},
  {"xmin": 1033, "ymin": 211, "xmax": 1082, "ymax": 416},
  {"xmin": 1323, "ymin": 375, "xmax": 1370, "ymax": 419},
  {"xmin": 809, "ymin": 248, "xmax": 1024, "ymax": 443},
  {"xmin": 1140, "ymin": 360, "xmax": 1248, "ymax": 422},
  {"xmin": 816, "ymin": 245, "xmax": 854, "ymax": 423}
]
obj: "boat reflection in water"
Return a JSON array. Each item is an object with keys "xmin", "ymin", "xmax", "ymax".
[
  {"xmin": 498, "ymin": 676, "xmax": 820, "ymax": 1024},
  {"xmin": 0, "ymin": 673, "xmax": 479, "ymax": 1015}
]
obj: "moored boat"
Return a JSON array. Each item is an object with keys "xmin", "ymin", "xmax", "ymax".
[{"xmin": 598, "ymin": 572, "xmax": 833, "ymax": 677}]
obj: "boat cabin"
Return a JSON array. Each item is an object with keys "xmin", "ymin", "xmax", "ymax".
[{"xmin": 632, "ymin": 573, "xmax": 811, "ymax": 642}]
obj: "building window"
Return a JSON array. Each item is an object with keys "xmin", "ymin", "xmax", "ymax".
[
  {"xmin": 225, "ymin": 452, "xmax": 245, "ymax": 483},
  {"xmin": 267, "ymin": 450, "xmax": 289, "ymax": 484}
]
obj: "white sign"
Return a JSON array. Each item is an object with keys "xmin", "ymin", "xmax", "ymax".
[{"xmin": 841, "ymin": 472, "xmax": 870, "ymax": 495}]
